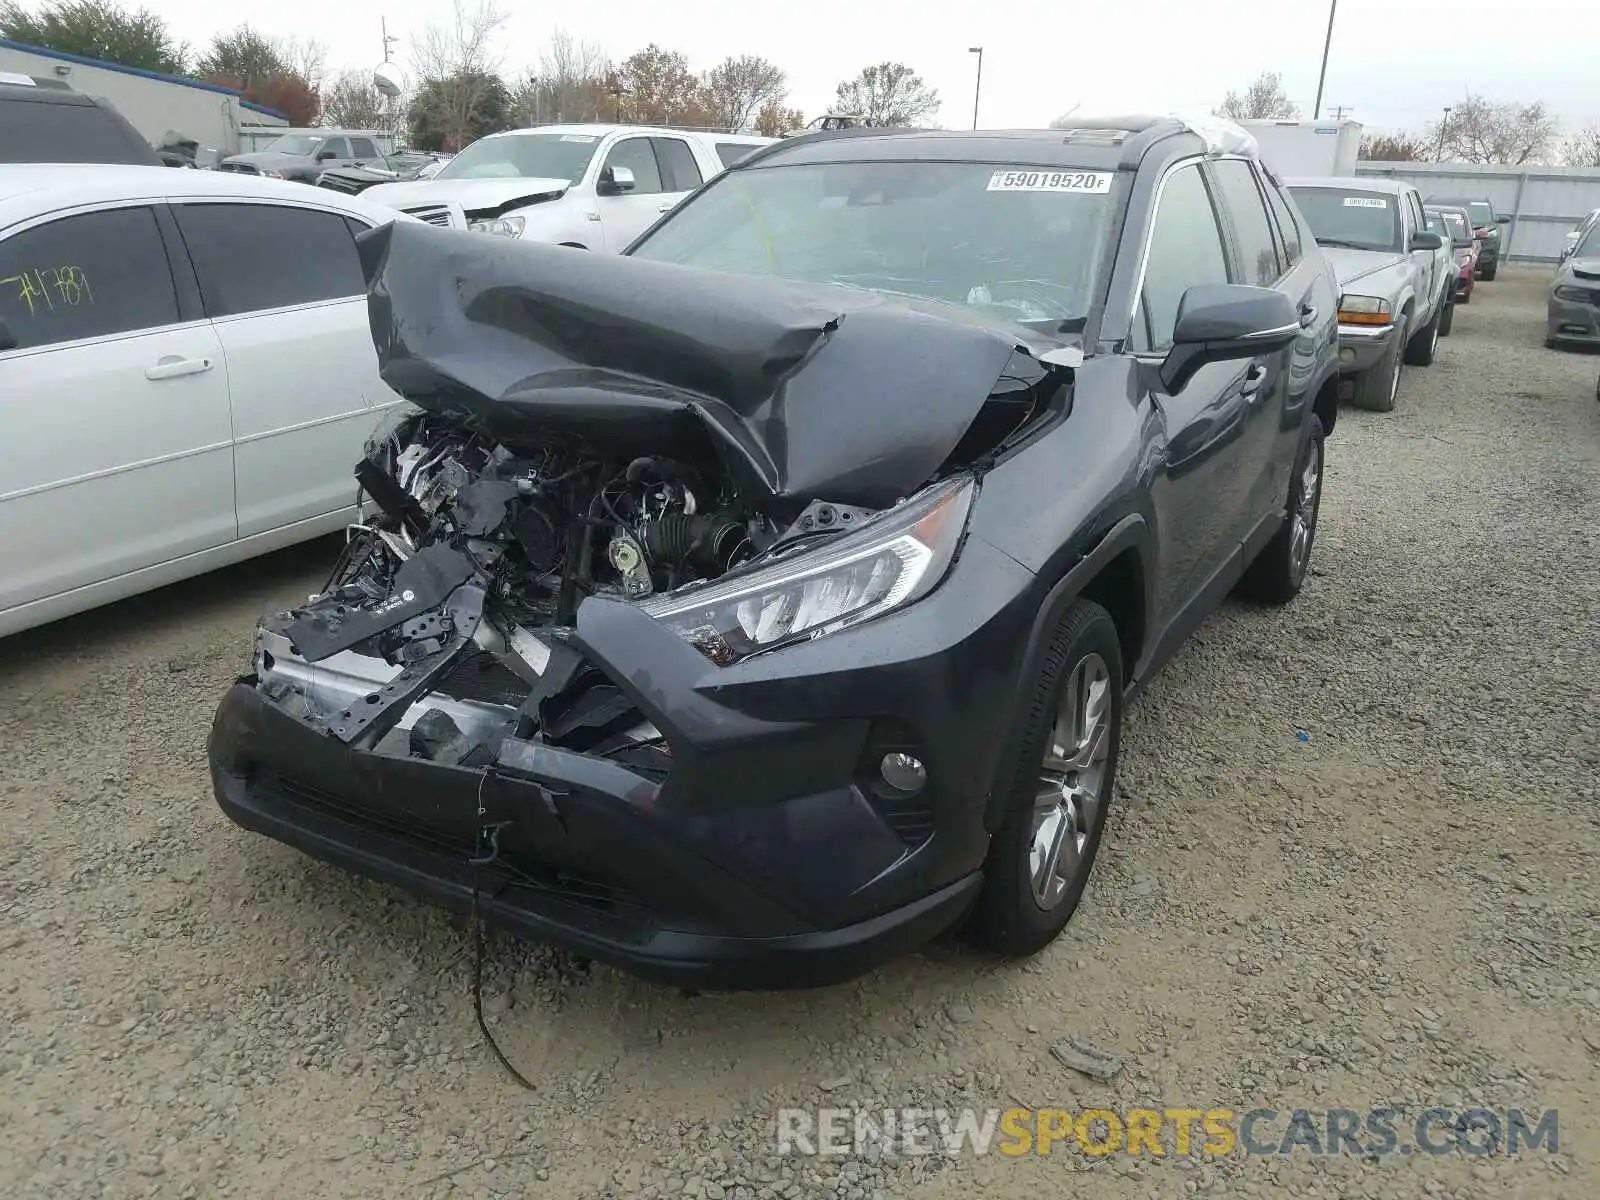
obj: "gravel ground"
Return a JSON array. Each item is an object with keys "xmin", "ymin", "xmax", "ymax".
[{"xmin": 2, "ymin": 267, "xmax": 1597, "ymax": 1200}]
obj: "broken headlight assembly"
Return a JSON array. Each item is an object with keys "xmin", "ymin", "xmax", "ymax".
[{"xmin": 639, "ymin": 475, "xmax": 974, "ymax": 667}]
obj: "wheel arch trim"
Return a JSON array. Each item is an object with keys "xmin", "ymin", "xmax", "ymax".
[{"xmin": 982, "ymin": 513, "xmax": 1152, "ymax": 832}]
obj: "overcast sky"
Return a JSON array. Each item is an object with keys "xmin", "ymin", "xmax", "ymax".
[{"xmin": 149, "ymin": 0, "xmax": 1599, "ymax": 136}]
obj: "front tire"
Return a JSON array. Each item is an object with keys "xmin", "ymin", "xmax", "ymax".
[
  {"xmin": 973, "ymin": 600, "xmax": 1122, "ymax": 958},
  {"xmin": 1405, "ymin": 301, "xmax": 1442, "ymax": 366},
  {"xmin": 1240, "ymin": 416, "xmax": 1325, "ymax": 605},
  {"xmin": 1439, "ymin": 299, "xmax": 1454, "ymax": 336},
  {"xmin": 1352, "ymin": 329, "xmax": 1403, "ymax": 412},
  {"xmin": 1480, "ymin": 260, "xmax": 1498, "ymax": 281}
]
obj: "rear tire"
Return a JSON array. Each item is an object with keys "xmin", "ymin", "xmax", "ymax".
[
  {"xmin": 1352, "ymin": 329, "xmax": 1403, "ymax": 412},
  {"xmin": 973, "ymin": 600, "xmax": 1122, "ymax": 958},
  {"xmin": 1240, "ymin": 416, "xmax": 1325, "ymax": 605}
]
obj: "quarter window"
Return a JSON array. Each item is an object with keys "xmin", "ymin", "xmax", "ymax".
[
  {"xmin": 1134, "ymin": 164, "xmax": 1231, "ymax": 352},
  {"xmin": 603, "ymin": 137, "xmax": 664, "ymax": 195},
  {"xmin": 715, "ymin": 141, "xmax": 757, "ymax": 169},
  {"xmin": 174, "ymin": 203, "xmax": 365, "ymax": 316},
  {"xmin": 349, "ymin": 137, "xmax": 380, "ymax": 160},
  {"xmin": 1212, "ymin": 159, "xmax": 1281, "ymax": 286},
  {"xmin": 653, "ymin": 138, "xmax": 703, "ymax": 191},
  {"xmin": 0, "ymin": 206, "xmax": 179, "ymax": 351}
]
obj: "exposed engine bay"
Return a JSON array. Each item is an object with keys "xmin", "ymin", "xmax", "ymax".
[{"xmin": 253, "ymin": 410, "xmax": 881, "ymax": 774}]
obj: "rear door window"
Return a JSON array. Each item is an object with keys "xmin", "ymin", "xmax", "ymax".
[
  {"xmin": 348, "ymin": 137, "xmax": 380, "ymax": 160},
  {"xmin": 0, "ymin": 206, "xmax": 179, "ymax": 350},
  {"xmin": 173, "ymin": 203, "xmax": 365, "ymax": 316},
  {"xmin": 1260, "ymin": 173, "xmax": 1304, "ymax": 266},
  {"xmin": 653, "ymin": 137, "xmax": 704, "ymax": 191},
  {"xmin": 0, "ymin": 98, "xmax": 153, "ymax": 164},
  {"xmin": 1211, "ymin": 158, "xmax": 1281, "ymax": 286}
]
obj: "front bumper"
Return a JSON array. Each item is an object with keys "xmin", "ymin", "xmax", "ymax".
[
  {"xmin": 1335, "ymin": 323, "xmax": 1396, "ymax": 374},
  {"xmin": 1548, "ymin": 294, "xmax": 1600, "ymax": 345},
  {"xmin": 208, "ymin": 534, "xmax": 1038, "ymax": 989}
]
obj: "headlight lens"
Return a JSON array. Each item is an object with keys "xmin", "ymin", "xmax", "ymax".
[
  {"xmin": 640, "ymin": 476, "xmax": 975, "ymax": 666},
  {"xmin": 468, "ymin": 214, "xmax": 526, "ymax": 237},
  {"xmin": 261, "ymin": 169, "xmax": 284, "ymax": 179},
  {"xmin": 1337, "ymin": 294, "xmax": 1392, "ymax": 326},
  {"xmin": 1553, "ymin": 285, "xmax": 1592, "ymax": 302}
]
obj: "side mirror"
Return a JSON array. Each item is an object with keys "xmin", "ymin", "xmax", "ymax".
[
  {"xmin": 316, "ymin": 148, "xmax": 336, "ymax": 161},
  {"xmin": 597, "ymin": 165, "xmax": 636, "ymax": 195},
  {"xmin": 1496, "ymin": 214, "xmax": 1512, "ymax": 224},
  {"xmin": 0, "ymin": 317, "xmax": 16, "ymax": 353},
  {"xmin": 1410, "ymin": 230, "xmax": 1444, "ymax": 251},
  {"xmin": 1159, "ymin": 284, "xmax": 1299, "ymax": 394}
]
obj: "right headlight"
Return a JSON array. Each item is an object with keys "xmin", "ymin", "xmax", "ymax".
[
  {"xmin": 639, "ymin": 475, "xmax": 975, "ymax": 667},
  {"xmin": 1553, "ymin": 285, "xmax": 1591, "ymax": 303}
]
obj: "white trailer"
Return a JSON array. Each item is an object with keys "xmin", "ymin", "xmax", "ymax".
[{"xmin": 1239, "ymin": 119, "xmax": 1363, "ymax": 178}]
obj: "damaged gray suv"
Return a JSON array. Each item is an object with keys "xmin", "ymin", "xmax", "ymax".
[{"xmin": 208, "ymin": 117, "xmax": 1340, "ymax": 989}]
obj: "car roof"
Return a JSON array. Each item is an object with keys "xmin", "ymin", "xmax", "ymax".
[
  {"xmin": 733, "ymin": 119, "xmax": 1213, "ymax": 174},
  {"xmin": 0, "ymin": 163, "xmax": 412, "ymax": 229},
  {"xmin": 1286, "ymin": 176, "xmax": 1409, "ymax": 194},
  {"xmin": 0, "ymin": 79, "xmax": 97, "ymax": 104}
]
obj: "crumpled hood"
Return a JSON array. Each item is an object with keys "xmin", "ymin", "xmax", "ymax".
[
  {"xmin": 1321, "ymin": 246, "xmax": 1409, "ymax": 289},
  {"xmin": 356, "ymin": 219, "xmax": 1064, "ymax": 511},
  {"xmin": 362, "ymin": 176, "xmax": 570, "ymax": 215}
]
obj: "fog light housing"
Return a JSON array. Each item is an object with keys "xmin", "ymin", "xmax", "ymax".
[{"xmin": 879, "ymin": 752, "xmax": 927, "ymax": 792}]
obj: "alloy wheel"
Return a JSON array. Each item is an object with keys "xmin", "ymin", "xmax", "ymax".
[
  {"xmin": 1290, "ymin": 440, "xmax": 1322, "ymax": 572},
  {"xmin": 1030, "ymin": 653, "xmax": 1111, "ymax": 908}
]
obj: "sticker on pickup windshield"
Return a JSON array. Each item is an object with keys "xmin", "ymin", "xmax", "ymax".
[
  {"xmin": 1343, "ymin": 197, "xmax": 1388, "ymax": 208},
  {"xmin": 987, "ymin": 170, "xmax": 1112, "ymax": 194},
  {"xmin": 560, "ymin": 134, "xmax": 597, "ymax": 143}
]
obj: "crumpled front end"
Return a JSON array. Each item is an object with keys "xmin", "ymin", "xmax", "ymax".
[{"xmin": 207, "ymin": 225, "xmax": 1070, "ymax": 984}]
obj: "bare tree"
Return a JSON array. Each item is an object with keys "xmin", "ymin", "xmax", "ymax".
[
  {"xmin": 1427, "ymin": 93, "xmax": 1558, "ymax": 165},
  {"xmin": 1360, "ymin": 132, "xmax": 1427, "ymax": 162},
  {"xmin": 833, "ymin": 62, "xmax": 938, "ymax": 126},
  {"xmin": 1561, "ymin": 123, "xmax": 1600, "ymax": 168},
  {"xmin": 275, "ymin": 34, "xmax": 326, "ymax": 91},
  {"xmin": 410, "ymin": 0, "xmax": 509, "ymax": 150},
  {"xmin": 700, "ymin": 54, "xmax": 787, "ymax": 132},
  {"xmin": 1216, "ymin": 71, "xmax": 1299, "ymax": 121},
  {"xmin": 321, "ymin": 69, "xmax": 388, "ymax": 130},
  {"xmin": 529, "ymin": 28, "xmax": 611, "ymax": 124}
]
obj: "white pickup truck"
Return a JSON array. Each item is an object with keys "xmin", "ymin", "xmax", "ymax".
[{"xmin": 361, "ymin": 124, "xmax": 775, "ymax": 251}]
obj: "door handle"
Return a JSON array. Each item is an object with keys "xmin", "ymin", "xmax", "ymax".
[
  {"xmin": 145, "ymin": 355, "xmax": 214, "ymax": 381},
  {"xmin": 1240, "ymin": 362, "xmax": 1268, "ymax": 399},
  {"xmin": 656, "ymin": 203, "xmax": 674, "ymax": 214},
  {"xmin": 1298, "ymin": 304, "xmax": 1318, "ymax": 328}
]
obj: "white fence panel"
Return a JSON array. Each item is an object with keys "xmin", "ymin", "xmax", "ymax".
[{"xmin": 1355, "ymin": 161, "xmax": 1600, "ymax": 263}]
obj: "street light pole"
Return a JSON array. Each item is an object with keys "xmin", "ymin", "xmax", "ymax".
[
  {"xmin": 968, "ymin": 46, "xmax": 983, "ymax": 130},
  {"xmin": 1436, "ymin": 106, "xmax": 1452, "ymax": 161},
  {"xmin": 1312, "ymin": 0, "xmax": 1338, "ymax": 119}
]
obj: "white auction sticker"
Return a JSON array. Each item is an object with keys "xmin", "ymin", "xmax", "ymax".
[
  {"xmin": 987, "ymin": 169, "xmax": 1112, "ymax": 194},
  {"xmin": 1343, "ymin": 196, "xmax": 1388, "ymax": 208},
  {"xmin": 560, "ymin": 134, "xmax": 597, "ymax": 143}
]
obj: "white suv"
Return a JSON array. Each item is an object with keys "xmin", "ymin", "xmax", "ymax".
[{"xmin": 360, "ymin": 124, "xmax": 776, "ymax": 252}]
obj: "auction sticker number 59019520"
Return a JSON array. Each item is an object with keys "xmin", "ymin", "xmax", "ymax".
[{"xmin": 987, "ymin": 170, "xmax": 1112, "ymax": 194}]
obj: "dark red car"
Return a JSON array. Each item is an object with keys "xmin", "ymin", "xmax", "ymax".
[{"xmin": 1429, "ymin": 206, "xmax": 1479, "ymax": 304}]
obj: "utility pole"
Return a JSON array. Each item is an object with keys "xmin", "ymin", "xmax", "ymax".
[
  {"xmin": 968, "ymin": 47, "xmax": 983, "ymax": 130},
  {"xmin": 381, "ymin": 17, "xmax": 399, "ymax": 65},
  {"xmin": 1331, "ymin": 104, "xmax": 1350, "ymax": 120},
  {"xmin": 1312, "ymin": 0, "xmax": 1338, "ymax": 119},
  {"xmin": 1436, "ymin": 106, "xmax": 1452, "ymax": 161}
]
